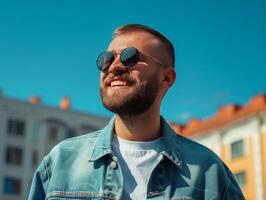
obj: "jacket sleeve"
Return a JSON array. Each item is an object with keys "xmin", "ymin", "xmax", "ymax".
[
  {"xmin": 28, "ymin": 160, "xmax": 47, "ymax": 200},
  {"xmin": 221, "ymin": 164, "xmax": 245, "ymax": 200}
]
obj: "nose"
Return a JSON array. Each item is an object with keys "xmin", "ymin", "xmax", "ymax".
[{"xmin": 107, "ymin": 55, "xmax": 128, "ymax": 75}]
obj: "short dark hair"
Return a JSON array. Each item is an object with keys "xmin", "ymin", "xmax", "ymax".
[{"xmin": 113, "ymin": 24, "xmax": 175, "ymax": 68}]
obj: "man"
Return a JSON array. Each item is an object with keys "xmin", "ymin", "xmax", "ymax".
[{"xmin": 29, "ymin": 24, "xmax": 244, "ymax": 199}]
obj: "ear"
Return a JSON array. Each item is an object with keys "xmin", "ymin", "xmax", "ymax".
[{"xmin": 162, "ymin": 67, "xmax": 176, "ymax": 88}]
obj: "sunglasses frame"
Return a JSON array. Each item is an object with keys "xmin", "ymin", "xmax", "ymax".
[{"xmin": 96, "ymin": 47, "xmax": 166, "ymax": 71}]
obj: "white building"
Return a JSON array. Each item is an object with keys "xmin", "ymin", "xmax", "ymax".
[{"xmin": 0, "ymin": 95, "xmax": 109, "ymax": 200}]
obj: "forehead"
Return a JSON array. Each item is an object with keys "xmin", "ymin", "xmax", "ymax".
[{"xmin": 107, "ymin": 31, "xmax": 161, "ymax": 53}]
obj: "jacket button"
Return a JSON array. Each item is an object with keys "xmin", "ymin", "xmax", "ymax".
[{"xmin": 110, "ymin": 161, "xmax": 118, "ymax": 169}]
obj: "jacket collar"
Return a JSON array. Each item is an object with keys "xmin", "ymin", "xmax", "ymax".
[{"xmin": 89, "ymin": 116, "xmax": 182, "ymax": 168}]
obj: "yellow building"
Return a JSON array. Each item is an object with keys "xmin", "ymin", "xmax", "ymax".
[{"xmin": 172, "ymin": 94, "xmax": 266, "ymax": 200}]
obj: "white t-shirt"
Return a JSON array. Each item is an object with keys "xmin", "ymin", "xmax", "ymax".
[{"xmin": 111, "ymin": 135, "xmax": 163, "ymax": 200}]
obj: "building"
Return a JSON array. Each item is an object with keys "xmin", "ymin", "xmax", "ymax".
[
  {"xmin": 171, "ymin": 94, "xmax": 266, "ymax": 200},
  {"xmin": 0, "ymin": 94, "xmax": 109, "ymax": 200}
]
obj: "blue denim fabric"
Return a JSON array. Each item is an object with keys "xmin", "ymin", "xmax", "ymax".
[{"xmin": 28, "ymin": 116, "xmax": 244, "ymax": 200}]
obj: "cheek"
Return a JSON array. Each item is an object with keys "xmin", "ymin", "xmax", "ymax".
[
  {"xmin": 100, "ymin": 72, "xmax": 105, "ymax": 80},
  {"xmin": 100, "ymin": 73, "xmax": 106, "ymax": 84},
  {"xmin": 130, "ymin": 70, "xmax": 143, "ymax": 82},
  {"xmin": 137, "ymin": 69, "xmax": 158, "ymax": 82}
]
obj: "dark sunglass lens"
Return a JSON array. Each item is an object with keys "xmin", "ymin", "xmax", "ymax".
[
  {"xmin": 96, "ymin": 51, "xmax": 114, "ymax": 71},
  {"xmin": 120, "ymin": 47, "xmax": 140, "ymax": 67}
]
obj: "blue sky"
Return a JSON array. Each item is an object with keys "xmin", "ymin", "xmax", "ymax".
[{"xmin": 0, "ymin": 0, "xmax": 265, "ymax": 123}]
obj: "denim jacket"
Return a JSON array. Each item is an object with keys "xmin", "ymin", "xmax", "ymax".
[{"xmin": 28, "ymin": 116, "xmax": 244, "ymax": 200}]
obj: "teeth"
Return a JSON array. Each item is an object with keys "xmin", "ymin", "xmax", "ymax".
[{"xmin": 111, "ymin": 81, "xmax": 127, "ymax": 87}]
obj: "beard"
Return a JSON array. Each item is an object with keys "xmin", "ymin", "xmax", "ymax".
[{"xmin": 100, "ymin": 74, "xmax": 159, "ymax": 117}]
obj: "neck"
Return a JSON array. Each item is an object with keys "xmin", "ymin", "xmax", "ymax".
[{"xmin": 114, "ymin": 109, "xmax": 162, "ymax": 141}]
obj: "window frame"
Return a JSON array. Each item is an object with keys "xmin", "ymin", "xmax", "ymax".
[
  {"xmin": 230, "ymin": 138, "xmax": 246, "ymax": 159},
  {"xmin": 5, "ymin": 146, "xmax": 23, "ymax": 165},
  {"xmin": 3, "ymin": 176, "xmax": 22, "ymax": 195},
  {"xmin": 7, "ymin": 118, "xmax": 26, "ymax": 136},
  {"xmin": 234, "ymin": 171, "xmax": 246, "ymax": 188}
]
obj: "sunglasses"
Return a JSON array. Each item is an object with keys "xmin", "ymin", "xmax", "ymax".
[{"xmin": 96, "ymin": 47, "xmax": 165, "ymax": 71}]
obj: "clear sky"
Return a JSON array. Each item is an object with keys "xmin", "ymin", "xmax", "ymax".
[{"xmin": 0, "ymin": 0, "xmax": 265, "ymax": 123}]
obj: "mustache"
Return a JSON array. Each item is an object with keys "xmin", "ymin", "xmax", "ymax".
[{"xmin": 104, "ymin": 73, "xmax": 136, "ymax": 86}]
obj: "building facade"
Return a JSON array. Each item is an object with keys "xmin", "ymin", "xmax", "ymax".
[
  {"xmin": 0, "ymin": 95, "xmax": 109, "ymax": 200},
  {"xmin": 172, "ymin": 94, "xmax": 266, "ymax": 200}
]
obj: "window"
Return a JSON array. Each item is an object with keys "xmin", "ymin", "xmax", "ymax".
[
  {"xmin": 80, "ymin": 124, "xmax": 98, "ymax": 133},
  {"xmin": 3, "ymin": 177, "xmax": 21, "ymax": 195},
  {"xmin": 32, "ymin": 150, "xmax": 38, "ymax": 167},
  {"xmin": 7, "ymin": 119, "xmax": 25, "ymax": 136},
  {"xmin": 49, "ymin": 126, "xmax": 59, "ymax": 141},
  {"xmin": 231, "ymin": 139, "xmax": 245, "ymax": 159},
  {"xmin": 234, "ymin": 171, "xmax": 246, "ymax": 188},
  {"xmin": 5, "ymin": 146, "xmax": 23, "ymax": 165},
  {"xmin": 66, "ymin": 129, "xmax": 76, "ymax": 138}
]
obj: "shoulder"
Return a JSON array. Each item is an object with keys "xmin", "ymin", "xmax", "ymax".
[
  {"xmin": 172, "ymin": 133, "xmax": 229, "ymax": 178},
  {"xmin": 58, "ymin": 129, "xmax": 101, "ymax": 146},
  {"xmin": 162, "ymin": 117, "xmax": 222, "ymax": 166},
  {"xmin": 175, "ymin": 133, "xmax": 222, "ymax": 164},
  {"xmin": 46, "ymin": 129, "xmax": 103, "ymax": 163},
  {"xmin": 174, "ymin": 134, "xmax": 244, "ymax": 196},
  {"xmin": 32, "ymin": 129, "xmax": 105, "ymax": 195},
  {"xmin": 171, "ymin": 134, "xmax": 244, "ymax": 197},
  {"xmin": 162, "ymin": 118, "xmax": 223, "ymax": 168}
]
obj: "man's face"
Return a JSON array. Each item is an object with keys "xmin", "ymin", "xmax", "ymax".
[{"xmin": 99, "ymin": 31, "xmax": 165, "ymax": 116}]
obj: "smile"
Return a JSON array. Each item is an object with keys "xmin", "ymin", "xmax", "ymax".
[{"xmin": 110, "ymin": 80, "xmax": 129, "ymax": 87}]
